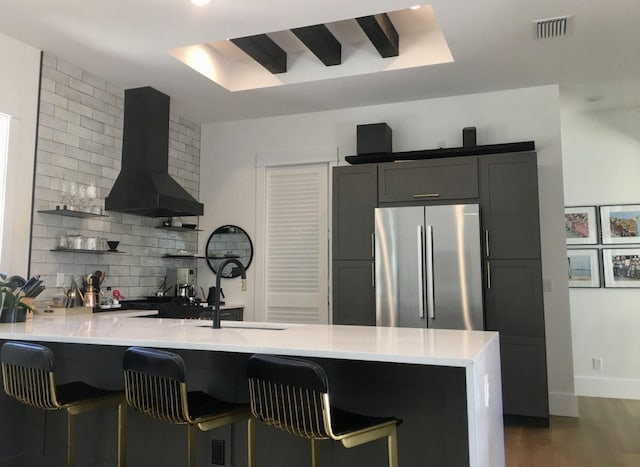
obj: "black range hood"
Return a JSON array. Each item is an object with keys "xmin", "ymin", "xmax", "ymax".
[{"xmin": 105, "ymin": 86, "xmax": 204, "ymax": 218}]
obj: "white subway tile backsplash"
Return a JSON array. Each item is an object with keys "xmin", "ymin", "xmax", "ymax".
[
  {"xmin": 79, "ymin": 137, "xmax": 104, "ymax": 153},
  {"xmin": 38, "ymin": 138, "xmax": 66, "ymax": 155},
  {"xmin": 39, "ymin": 114, "xmax": 68, "ymax": 132},
  {"xmin": 70, "ymin": 101, "xmax": 94, "ymax": 119},
  {"xmin": 54, "ymin": 107, "xmax": 82, "ymax": 125},
  {"xmin": 69, "ymin": 77, "xmax": 95, "ymax": 96},
  {"xmin": 56, "ymin": 60, "xmax": 83, "ymax": 80},
  {"xmin": 32, "ymin": 52, "xmax": 202, "ymax": 298},
  {"xmin": 55, "ymin": 83, "xmax": 84, "ymax": 103},
  {"xmin": 41, "ymin": 90, "xmax": 68, "ymax": 109},
  {"xmin": 39, "ymin": 126, "xmax": 54, "ymax": 141},
  {"xmin": 66, "ymin": 146, "xmax": 92, "ymax": 162},
  {"xmin": 79, "ymin": 116, "xmax": 103, "ymax": 133},
  {"xmin": 40, "ymin": 102, "xmax": 55, "ymax": 117},
  {"xmin": 67, "ymin": 122, "xmax": 93, "ymax": 140},
  {"xmin": 94, "ymin": 88, "xmax": 117, "ymax": 107},
  {"xmin": 53, "ymin": 129, "xmax": 80, "ymax": 147},
  {"xmin": 42, "ymin": 66, "xmax": 69, "ymax": 87},
  {"xmin": 92, "ymin": 109, "xmax": 115, "ymax": 126},
  {"xmin": 83, "ymin": 73, "xmax": 107, "ymax": 91}
]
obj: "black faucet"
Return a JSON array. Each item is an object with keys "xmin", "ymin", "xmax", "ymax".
[{"xmin": 212, "ymin": 258, "xmax": 246, "ymax": 329}]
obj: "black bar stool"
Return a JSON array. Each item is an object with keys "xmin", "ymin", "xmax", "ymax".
[
  {"xmin": 246, "ymin": 354, "xmax": 402, "ymax": 467},
  {"xmin": 122, "ymin": 346, "xmax": 251, "ymax": 467},
  {"xmin": 0, "ymin": 341, "xmax": 126, "ymax": 467}
]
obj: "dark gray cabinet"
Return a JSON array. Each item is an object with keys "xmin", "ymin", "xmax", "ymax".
[
  {"xmin": 484, "ymin": 259, "xmax": 545, "ymax": 337},
  {"xmin": 499, "ymin": 336, "xmax": 549, "ymax": 418},
  {"xmin": 479, "ymin": 152, "xmax": 548, "ymax": 421},
  {"xmin": 378, "ymin": 156, "xmax": 478, "ymax": 203},
  {"xmin": 332, "ymin": 165, "xmax": 376, "ymax": 325},
  {"xmin": 332, "ymin": 151, "xmax": 548, "ymax": 423},
  {"xmin": 479, "ymin": 152, "xmax": 541, "ymax": 259},
  {"xmin": 332, "ymin": 165, "xmax": 377, "ymax": 260},
  {"xmin": 332, "ymin": 260, "xmax": 375, "ymax": 325}
]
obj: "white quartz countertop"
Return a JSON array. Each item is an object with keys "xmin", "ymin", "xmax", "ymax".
[{"xmin": 0, "ymin": 311, "xmax": 498, "ymax": 367}]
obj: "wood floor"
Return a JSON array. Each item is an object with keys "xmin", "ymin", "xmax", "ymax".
[{"xmin": 505, "ymin": 397, "xmax": 640, "ymax": 467}]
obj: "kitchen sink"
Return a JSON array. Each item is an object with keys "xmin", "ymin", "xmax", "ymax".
[{"xmin": 197, "ymin": 324, "xmax": 286, "ymax": 331}]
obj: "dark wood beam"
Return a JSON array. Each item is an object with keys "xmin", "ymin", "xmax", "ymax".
[
  {"xmin": 291, "ymin": 24, "xmax": 341, "ymax": 66},
  {"xmin": 356, "ymin": 13, "xmax": 399, "ymax": 58},
  {"xmin": 230, "ymin": 34, "xmax": 287, "ymax": 74}
]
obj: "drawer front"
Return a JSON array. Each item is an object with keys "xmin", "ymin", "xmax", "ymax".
[{"xmin": 378, "ymin": 156, "xmax": 478, "ymax": 203}]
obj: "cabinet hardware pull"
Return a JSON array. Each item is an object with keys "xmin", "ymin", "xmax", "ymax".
[
  {"xmin": 371, "ymin": 232, "xmax": 375, "ymax": 258},
  {"xmin": 486, "ymin": 262, "xmax": 491, "ymax": 289},
  {"xmin": 417, "ymin": 225, "xmax": 425, "ymax": 318},
  {"xmin": 371, "ymin": 262, "xmax": 375, "ymax": 288},
  {"xmin": 426, "ymin": 225, "xmax": 435, "ymax": 320},
  {"xmin": 414, "ymin": 193, "xmax": 440, "ymax": 198},
  {"xmin": 484, "ymin": 230, "xmax": 490, "ymax": 257}
]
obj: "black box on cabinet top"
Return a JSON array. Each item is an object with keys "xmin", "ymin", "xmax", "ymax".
[
  {"xmin": 462, "ymin": 126, "xmax": 477, "ymax": 147},
  {"xmin": 357, "ymin": 123, "xmax": 392, "ymax": 154}
]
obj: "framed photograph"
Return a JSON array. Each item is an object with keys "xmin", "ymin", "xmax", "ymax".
[
  {"xmin": 602, "ymin": 248, "xmax": 640, "ymax": 288},
  {"xmin": 565, "ymin": 206, "xmax": 599, "ymax": 245},
  {"xmin": 600, "ymin": 204, "xmax": 640, "ymax": 244},
  {"xmin": 567, "ymin": 249, "xmax": 601, "ymax": 288}
]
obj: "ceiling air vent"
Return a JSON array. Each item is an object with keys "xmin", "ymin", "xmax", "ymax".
[{"xmin": 533, "ymin": 15, "xmax": 572, "ymax": 39}]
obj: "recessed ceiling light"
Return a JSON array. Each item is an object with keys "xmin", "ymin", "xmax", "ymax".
[
  {"xmin": 190, "ymin": 0, "xmax": 211, "ymax": 6},
  {"xmin": 410, "ymin": 5, "xmax": 422, "ymax": 10}
]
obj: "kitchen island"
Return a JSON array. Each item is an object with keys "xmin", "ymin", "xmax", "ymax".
[{"xmin": 0, "ymin": 312, "xmax": 504, "ymax": 467}]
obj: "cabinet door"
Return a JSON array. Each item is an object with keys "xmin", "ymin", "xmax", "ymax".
[
  {"xmin": 332, "ymin": 165, "xmax": 377, "ymax": 260},
  {"xmin": 479, "ymin": 152, "xmax": 541, "ymax": 259},
  {"xmin": 332, "ymin": 260, "xmax": 375, "ymax": 325},
  {"xmin": 378, "ymin": 156, "xmax": 478, "ymax": 203},
  {"xmin": 499, "ymin": 336, "xmax": 549, "ymax": 419},
  {"xmin": 484, "ymin": 259, "xmax": 545, "ymax": 337}
]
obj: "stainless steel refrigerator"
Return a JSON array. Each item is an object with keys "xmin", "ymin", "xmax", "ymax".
[{"xmin": 375, "ymin": 204, "xmax": 484, "ymax": 330}]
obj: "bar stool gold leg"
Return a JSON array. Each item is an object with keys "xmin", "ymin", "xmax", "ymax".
[
  {"xmin": 388, "ymin": 429, "xmax": 399, "ymax": 467},
  {"xmin": 67, "ymin": 413, "xmax": 75, "ymax": 467},
  {"xmin": 247, "ymin": 417, "xmax": 256, "ymax": 467},
  {"xmin": 187, "ymin": 423, "xmax": 196, "ymax": 467},
  {"xmin": 311, "ymin": 438, "xmax": 319, "ymax": 467},
  {"xmin": 118, "ymin": 402, "xmax": 127, "ymax": 467}
]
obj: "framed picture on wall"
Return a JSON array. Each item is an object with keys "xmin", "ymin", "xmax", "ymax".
[
  {"xmin": 600, "ymin": 204, "xmax": 640, "ymax": 244},
  {"xmin": 567, "ymin": 249, "xmax": 601, "ymax": 288},
  {"xmin": 602, "ymin": 248, "xmax": 640, "ymax": 288},
  {"xmin": 565, "ymin": 206, "xmax": 599, "ymax": 245}
]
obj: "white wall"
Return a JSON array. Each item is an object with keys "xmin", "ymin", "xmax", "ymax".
[
  {"xmin": 562, "ymin": 106, "xmax": 640, "ymax": 399},
  {"xmin": 200, "ymin": 85, "xmax": 578, "ymax": 416},
  {"xmin": 0, "ymin": 33, "xmax": 40, "ymax": 276}
]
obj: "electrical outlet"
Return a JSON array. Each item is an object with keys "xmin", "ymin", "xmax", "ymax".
[
  {"xmin": 56, "ymin": 273, "xmax": 65, "ymax": 287},
  {"xmin": 211, "ymin": 439, "xmax": 225, "ymax": 465},
  {"xmin": 592, "ymin": 357, "xmax": 603, "ymax": 371}
]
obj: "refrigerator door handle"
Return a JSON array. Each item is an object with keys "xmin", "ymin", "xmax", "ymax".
[
  {"xmin": 426, "ymin": 225, "xmax": 435, "ymax": 319},
  {"xmin": 417, "ymin": 225, "xmax": 425, "ymax": 319}
]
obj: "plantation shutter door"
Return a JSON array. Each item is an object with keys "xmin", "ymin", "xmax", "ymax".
[{"xmin": 264, "ymin": 164, "xmax": 328, "ymax": 324}]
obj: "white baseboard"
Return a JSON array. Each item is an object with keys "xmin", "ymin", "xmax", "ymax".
[
  {"xmin": 574, "ymin": 375, "xmax": 640, "ymax": 400},
  {"xmin": 548, "ymin": 391, "xmax": 579, "ymax": 417}
]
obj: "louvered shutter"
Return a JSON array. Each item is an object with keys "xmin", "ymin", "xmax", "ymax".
[{"xmin": 263, "ymin": 164, "xmax": 328, "ymax": 323}]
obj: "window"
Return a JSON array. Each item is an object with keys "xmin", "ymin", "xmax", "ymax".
[{"xmin": 0, "ymin": 112, "xmax": 10, "ymax": 255}]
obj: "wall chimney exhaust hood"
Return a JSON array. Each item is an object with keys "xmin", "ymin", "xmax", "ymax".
[{"xmin": 105, "ymin": 86, "xmax": 204, "ymax": 218}]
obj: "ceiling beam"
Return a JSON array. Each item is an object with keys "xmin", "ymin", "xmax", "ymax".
[
  {"xmin": 356, "ymin": 13, "xmax": 399, "ymax": 58},
  {"xmin": 291, "ymin": 24, "xmax": 342, "ymax": 66},
  {"xmin": 230, "ymin": 34, "xmax": 287, "ymax": 74}
]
